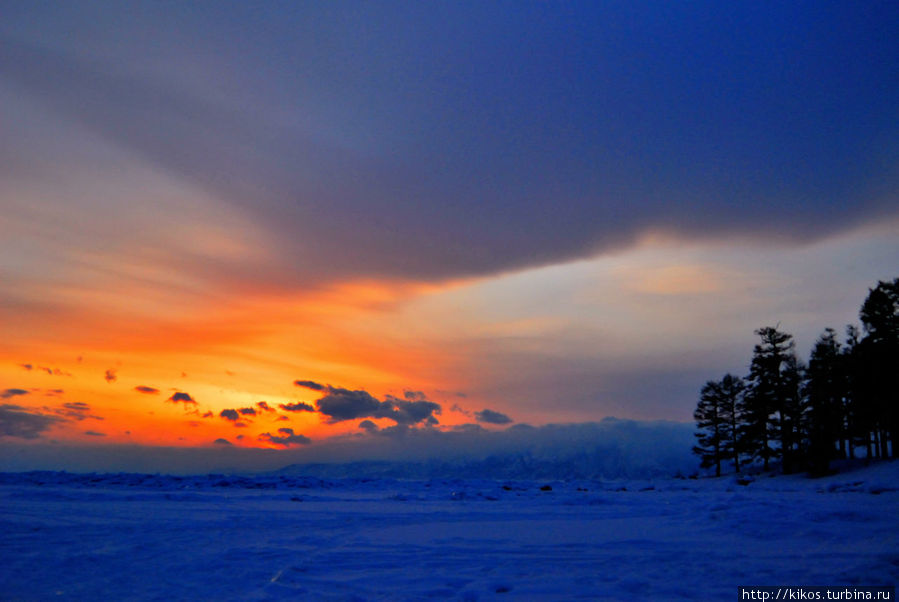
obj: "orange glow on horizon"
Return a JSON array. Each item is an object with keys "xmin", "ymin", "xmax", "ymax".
[{"xmin": 0, "ymin": 275, "xmax": 486, "ymax": 448}]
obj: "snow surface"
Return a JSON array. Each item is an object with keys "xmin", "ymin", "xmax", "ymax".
[{"xmin": 1, "ymin": 463, "xmax": 897, "ymax": 600}]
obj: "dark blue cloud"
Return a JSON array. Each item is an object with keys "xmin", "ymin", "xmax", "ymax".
[
  {"xmin": 316, "ymin": 387, "xmax": 442, "ymax": 426},
  {"xmin": 358, "ymin": 420, "xmax": 378, "ymax": 433},
  {"xmin": 475, "ymin": 409, "xmax": 513, "ymax": 425},
  {"xmin": 134, "ymin": 386, "xmax": 159, "ymax": 395},
  {"xmin": 2, "ymin": 3, "xmax": 894, "ymax": 287},
  {"xmin": 258, "ymin": 428, "xmax": 310, "ymax": 447},
  {"xmin": 55, "ymin": 402, "xmax": 103, "ymax": 422},
  {"xmin": 1, "ymin": 388, "xmax": 29, "ymax": 399},
  {"xmin": 316, "ymin": 388, "xmax": 384, "ymax": 422},
  {"xmin": 0, "ymin": 404, "xmax": 62, "ymax": 439},
  {"xmin": 213, "ymin": 438, "xmax": 232, "ymax": 446},
  {"xmin": 294, "ymin": 380, "xmax": 325, "ymax": 391},
  {"xmin": 279, "ymin": 402, "xmax": 315, "ymax": 413},
  {"xmin": 168, "ymin": 392, "xmax": 196, "ymax": 405},
  {"xmin": 219, "ymin": 409, "xmax": 239, "ymax": 422},
  {"xmin": 384, "ymin": 396, "xmax": 442, "ymax": 426}
]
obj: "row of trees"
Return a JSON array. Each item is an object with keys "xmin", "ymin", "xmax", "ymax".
[{"xmin": 693, "ymin": 278, "xmax": 898, "ymax": 476}]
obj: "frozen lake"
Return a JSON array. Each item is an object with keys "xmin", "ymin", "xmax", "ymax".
[{"xmin": 1, "ymin": 464, "xmax": 897, "ymax": 600}]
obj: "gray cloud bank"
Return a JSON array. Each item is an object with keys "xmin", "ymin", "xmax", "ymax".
[
  {"xmin": 2, "ymin": 3, "xmax": 896, "ymax": 289},
  {"xmin": 0, "ymin": 404, "xmax": 63, "ymax": 439},
  {"xmin": 0, "ymin": 418, "xmax": 696, "ymax": 479}
]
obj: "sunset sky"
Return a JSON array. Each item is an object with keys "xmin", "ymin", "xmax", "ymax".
[{"xmin": 1, "ymin": 2, "xmax": 897, "ymax": 469}]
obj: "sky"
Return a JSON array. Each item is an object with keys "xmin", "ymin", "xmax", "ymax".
[{"xmin": 1, "ymin": 1, "xmax": 897, "ymax": 472}]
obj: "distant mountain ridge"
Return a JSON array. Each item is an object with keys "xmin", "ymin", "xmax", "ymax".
[{"xmin": 277, "ymin": 418, "xmax": 698, "ymax": 480}]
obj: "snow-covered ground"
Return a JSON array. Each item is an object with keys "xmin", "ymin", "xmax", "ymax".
[{"xmin": 1, "ymin": 463, "xmax": 897, "ymax": 601}]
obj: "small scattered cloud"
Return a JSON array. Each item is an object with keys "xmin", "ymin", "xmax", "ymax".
[
  {"xmin": 385, "ymin": 397, "xmax": 442, "ymax": 426},
  {"xmin": 43, "ymin": 389, "xmax": 65, "ymax": 397},
  {"xmin": 53, "ymin": 402, "xmax": 103, "ymax": 421},
  {"xmin": 256, "ymin": 401, "xmax": 275, "ymax": 413},
  {"xmin": 299, "ymin": 384, "xmax": 443, "ymax": 427},
  {"xmin": 279, "ymin": 401, "xmax": 315, "ymax": 413},
  {"xmin": 134, "ymin": 386, "xmax": 159, "ymax": 395},
  {"xmin": 475, "ymin": 409, "xmax": 513, "ymax": 425},
  {"xmin": 168, "ymin": 392, "xmax": 197, "ymax": 405},
  {"xmin": 213, "ymin": 438, "xmax": 232, "ymax": 446},
  {"xmin": 316, "ymin": 387, "xmax": 385, "ymax": 422},
  {"xmin": 451, "ymin": 404, "xmax": 472, "ymax": 417},
  {"xmin": 294, "ymin": 380, "xmax": 325, "ymax": 391},
  {"xmin": 358, "ymin": 419, "xmax": 379, "ymax": 433},
  {"xmin": 104, "ymin": 369, "xmax": 117, "ymax": 383},
  {"xmin": 29, "ymin": 366, "xmax": 72, "ymax": 377},
  {"xmin": 275, "ymin": 415, "xmax": 289, "ymax": 421},
  {"xmin": 220, "ymin": 408, "xmax": 256, "ymax": 424},
  {"xmin": 258, "ymin": 427, "xmax": 310, "ymax": 447},
  {"xmin": 1, "ymin": 388, "xmax": 29, "ymax": 399},
  {"xmin": 0, "ymin": 404, "xmax": 63, "ymax": 439},
  {"xmin": 201, "ymin": 411, "xmax": 213, "ymax": 419},
  {"xmin": 84, "ymin": 430, "xmax": 106, "ymax": 437}
]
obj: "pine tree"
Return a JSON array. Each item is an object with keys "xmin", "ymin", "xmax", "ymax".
[
  {"xmin": 744, "ymin": 326, "xmax": 798, "ymax": 472},
  {"xmin": 718, "ymin": 374, "xmax": 746, "ymax": 473},
  {"xmin": 694, "ymin": 374, "xmax": 746, "ymax": 476},
  {"xmin": 693, "ymin": 380, "xmax": 726, "ymax": 476},
  {"xmin": 780, "ymin": 354, "xmax": 806, "ymax": 472},
  {"xmin": 842, "ymin": 324, "xmax": 861, "ymax": 459},
  {"xmin": 805, "ymin": 328, "xmax": 845, "ymax": 474},
  {"xmin": 855, "ymin": 278, "xmax": 899, "ymax": 458}
]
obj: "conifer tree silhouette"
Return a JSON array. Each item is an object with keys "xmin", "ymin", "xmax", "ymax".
[
  {"xmin": 694, "ymin": 278, "xmax": 898, "ymax": 475},
  {"xmin": 805, "ymin": 328, "xmax": 846, "ymax": 474},
  {"xmin": 693, "ymin": 374, "xmax": 745, "ymax": 476},
  {"xmin": 693, "ymin": 380, "xmax": 726, "ymax": 477},
  {"xmin": 745, "ymin": 326, "xmax": 797, "ymax": 472},
  {"xmin": 855, "ymin": 278, "xmax": 899, "ymax": 458}
]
